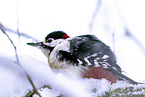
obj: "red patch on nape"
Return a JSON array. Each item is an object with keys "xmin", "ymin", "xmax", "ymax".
[
  {"xmin": 82, "ymin": 67, "xmax": 119, "ymax": 83},
  {"xmin": 63, "ymin": 34, "xmax": 70, "ymax": 39}
]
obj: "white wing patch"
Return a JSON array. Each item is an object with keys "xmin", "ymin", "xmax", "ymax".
[
  {"xmin": 79, "ymin": 53, "xmax": 110, "ymax": 68},
  {"xmin": 94, "ymin": 59, "xmax": 101, "ymax": 67},
  {"xmin": 84, "ymin": 53, "xmax": 98, "ymax": 66},
  {"xmin": 77, "ymin": 59, "xmax": 83, "ymax": 65},
  {"xmin": 102, "ymin": 55, "xmax": 109, "ymax": 59}
]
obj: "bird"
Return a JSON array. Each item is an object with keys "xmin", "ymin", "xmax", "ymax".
[{"xmin": 27, "ymin": 31, "xmax": 139, "ymax": 84}]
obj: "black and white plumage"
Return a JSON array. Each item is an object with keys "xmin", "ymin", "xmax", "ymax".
[{"xmin": 27, "ymin": 31, "xmax": 139, "ymax": 84}]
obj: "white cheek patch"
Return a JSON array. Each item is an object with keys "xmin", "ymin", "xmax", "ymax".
[{"xmin": 48, "ymin": 40, "xmax": 71, "ymax": 69}]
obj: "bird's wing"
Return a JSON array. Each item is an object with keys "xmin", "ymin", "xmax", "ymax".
[
  {"xmin": 69, "ymin": 35, "xmax": 138, "ymax": 84},
  {"xmin": 69, "ymin": 35, "xmax": 122, "ymax": 72}
]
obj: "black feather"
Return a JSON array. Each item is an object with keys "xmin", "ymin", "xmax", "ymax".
[
  {"xmin": 69, "ymin": 35, "xmax": 121, "ymax": 71},
  {"xmin": 67, "ymin": 35, "xmax": 138, "ymax": 84}
]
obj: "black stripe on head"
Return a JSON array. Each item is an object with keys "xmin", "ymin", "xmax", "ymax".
[{"xmin": 45, "ymin": 31, "xmax": 69, "ymax": 41}]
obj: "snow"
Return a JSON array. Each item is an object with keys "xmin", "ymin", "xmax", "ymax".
[{"xmin": 1, "ymin": 0, "xmax": 145, "ymax": 96}]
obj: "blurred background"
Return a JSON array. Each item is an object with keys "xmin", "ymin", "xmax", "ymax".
[{"xmin": 0, "ymin": 0, "xmax": 145, "ymax": 96}]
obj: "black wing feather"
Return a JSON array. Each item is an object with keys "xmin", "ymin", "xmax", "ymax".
[{"xmin": 70, "ymin": 35, "xmax": 122, "ymax": 72}]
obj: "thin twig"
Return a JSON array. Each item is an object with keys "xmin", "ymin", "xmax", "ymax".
[
  {"xmin": 112, "ymin": 27, "xmax": 116, "ymax": 53},
  {"xmin": 113, "ymin": 0, "xmax": 145, "ymax": 54},
  {"xmin": 125, "ymin": 28, "xmax": 145, "ymax": 54},
  {"xmin": 5, "ymin": 27, "xmax": 38, "ymax": 42},
  {"xmin": 89, "ymin": 0, "xmax": 101, "ymax": 33},
  {"xmin": 0, "ymin": 24, "xmax": 16, "ymax": 49},
  {"xmin": 0, "ymin": 23, "xmax": 41, "ymax": 97},
  {"xmin": 16, "ymin": 0, "xmax": 20, "ymax": 38}
]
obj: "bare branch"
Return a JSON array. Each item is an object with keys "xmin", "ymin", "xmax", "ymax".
[
  {"xmin": 125, "ymin": 28, "xmax": 145, "ymax": 54},
  {"xmin": 0, "ymin": 23, "xmax": 16, "ymax": 49},
  {"xmin": 112, "ymin": 27, "xmax": 116, "ymax": 53},
  {"xmin": 16, "ymin": 0, "xmax": 20, "ymax": 38},
  {"xmin": 113, "ymin": 0, "xmax": 145, "ymax": 54},
  {"xmin": 0, "ymin": 23, "xmax": 41, "ymax": 97},
  {"xmin": 4, "ymin": 26, "xmax": 38, "ymax": 42},
  {"xmin": 89, "ymin": 0, "xmax": 101, "ymax": 33}
]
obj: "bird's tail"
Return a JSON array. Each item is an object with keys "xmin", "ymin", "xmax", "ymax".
[{"xmin": 110, "ymin": 69, "xmax": 140, "ymax": 84}]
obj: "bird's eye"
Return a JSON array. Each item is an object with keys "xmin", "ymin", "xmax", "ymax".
[{"xmin": 46, "ymin": 38, "xmax": 54, "ymax": 43}]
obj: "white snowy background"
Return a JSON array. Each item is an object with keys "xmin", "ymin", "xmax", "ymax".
[{"xmin": 0, "ymin": 0, "xmax": 145, "ymax": 97}]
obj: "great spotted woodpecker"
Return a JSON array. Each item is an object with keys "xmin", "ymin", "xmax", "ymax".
[{"xmin": 27, "ymin": 31, "xmax": 138, "ymax": 84}]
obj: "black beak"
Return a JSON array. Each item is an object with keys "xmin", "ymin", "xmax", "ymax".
[
  {"xmin": 27, "ymin": 42, "xmax": 54, "ymax": 51},
  {"xmin": 27, "ymin": 42, "xmax": 44, "ymax": 47}
]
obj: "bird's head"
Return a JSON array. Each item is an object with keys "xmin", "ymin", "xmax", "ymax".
[{"xmin": 27, "ymin": 31, "xmax": 70, "ymax": 57}]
